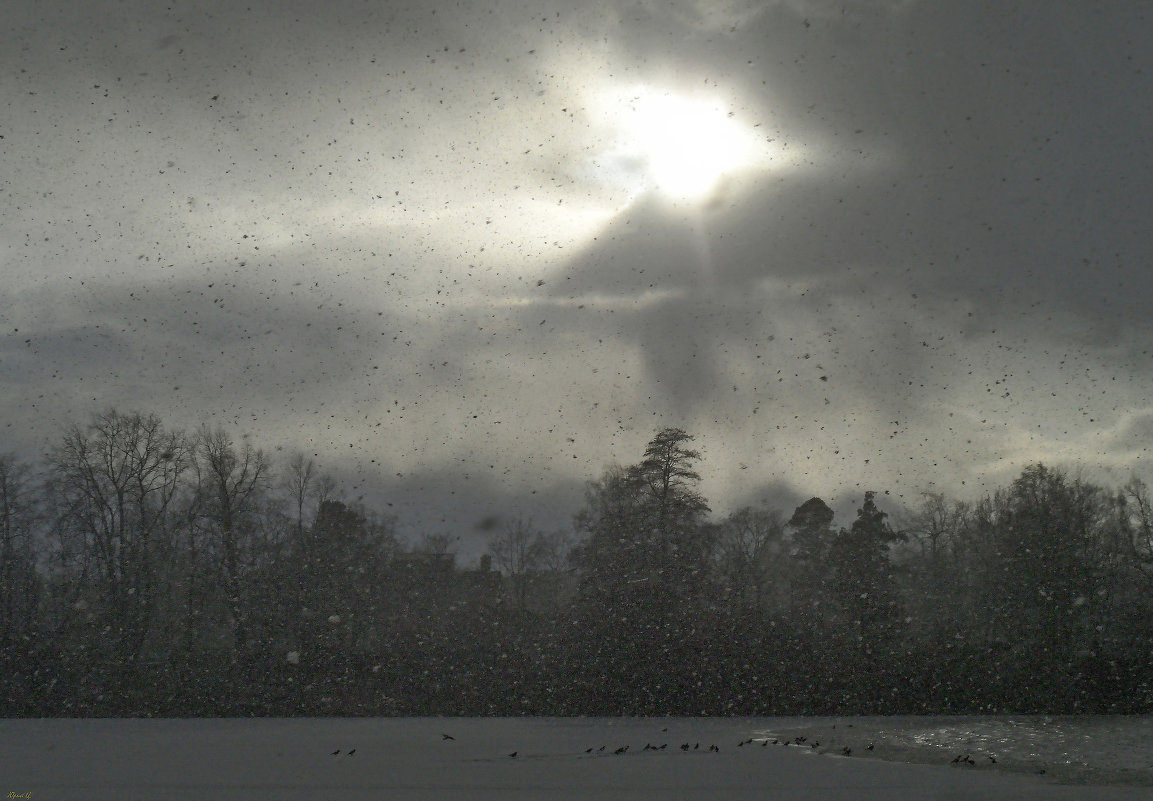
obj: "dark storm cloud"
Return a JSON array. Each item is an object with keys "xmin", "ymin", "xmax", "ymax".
[
  {"xmin": 564, "ymin": 1, "xmax": 1153, "ymax": 321},
  {"xmin": 787, "ymin": 2, "xmax": 1153, "ymax": 318},
  {"xmin": 724, "ymin": 475, "xmax": 809, "ymax": 519}
]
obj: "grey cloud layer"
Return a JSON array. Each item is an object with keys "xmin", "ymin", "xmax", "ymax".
[{"xmin": 4, "ymin": 0, "xmax": 1152, "ymax": 546}]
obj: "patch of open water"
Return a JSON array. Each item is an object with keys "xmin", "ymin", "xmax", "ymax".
[{"xmin": 761, "ymin": 715, "xmax": 1153, "ymax": 786}]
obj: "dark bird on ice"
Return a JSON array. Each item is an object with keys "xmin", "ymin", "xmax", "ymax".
[
  {"xmin": 330, "ymin": 749, "xmax": 341, "ymax": 755},
  {"xmin": 347, "ymin": 749, "xmax": 356, "ymax": 756},
  {"xmin": 442, "ymin": 734, "xmax": 455, "ymax": 741},
  {"xmin": 508, "ymin": 751, "xmax": 518, "ymax": 758}
]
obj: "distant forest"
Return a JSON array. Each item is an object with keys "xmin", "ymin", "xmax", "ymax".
[{"xmin": 2, "ymin": 410, "xmax": 1151, "ymax": 716}]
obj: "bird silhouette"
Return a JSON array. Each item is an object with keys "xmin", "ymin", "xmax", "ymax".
[
  {"xmin": 508, "ymin": 751, "xmax": 518, "ymax": 758},
  {"xmin": 347, "ymin": 749, "xmax": 356, "ymax": 756},
  {"xmin": 330, "ymin": 749, "xmax": 341, "ymax": 756},
  {"xmin": 442, "ymin": 734, "xmax": 455, "ymax": 741}
]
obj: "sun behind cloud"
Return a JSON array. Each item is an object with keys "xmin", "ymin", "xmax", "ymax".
[{"xmin": 590, "ymin": 86, "xmax": 765, "ymax": 202}]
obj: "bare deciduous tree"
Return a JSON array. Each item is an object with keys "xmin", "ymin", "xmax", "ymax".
[
  {"xmin": 48, "ymin": 410, "xmax": 191, "ymax": 661},
  {"xmin": 282, "ymin": 450, "xmax": 317, "ymax": 539},
  {"xmin": 280, "ymin": 450, "xmax": 338, "ymax": 540},
  {"xmin": 716, "ymin": 505, "xmax": 783, "ymax": 613},
  {"xmin": 1121, "ymin": 477, "xmax": 1153, "ymax": 563},
  {"xmin": 487, "ymin": 516, "xmax": 544, "ymax": 612},
  {"xmin": 191, "ymin": 425, "xmax": 271, "ymax": 650}
]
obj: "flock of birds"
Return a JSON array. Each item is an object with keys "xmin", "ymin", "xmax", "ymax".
[{"xmin": 324, "ymin": 731, "xmax": 998, "ymax": 768}]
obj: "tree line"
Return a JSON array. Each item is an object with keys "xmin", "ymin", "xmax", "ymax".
[{"xmin": 1, "ymin": 410, "xmax": 1151, "ymax": 716}]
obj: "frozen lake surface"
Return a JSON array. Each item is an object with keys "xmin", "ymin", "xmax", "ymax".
[{"xmin": 1, "ymin": 716, "xmax": 1149, "ymax": 800}]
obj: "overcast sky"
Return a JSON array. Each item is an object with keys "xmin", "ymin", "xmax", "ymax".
[{"xmin": 4, "ymin": 0, "xmax": 1152, "ymax": 553}]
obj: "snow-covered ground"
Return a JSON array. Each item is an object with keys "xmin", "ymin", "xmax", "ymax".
[{"xmin": 1, "ymin": 716, "xmax": 1149, "ymax": 800}]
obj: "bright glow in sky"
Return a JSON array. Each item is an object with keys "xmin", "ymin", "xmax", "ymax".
[{"xmin": 590, "ymin": 86, "xmax": 768, "ymax": 202}]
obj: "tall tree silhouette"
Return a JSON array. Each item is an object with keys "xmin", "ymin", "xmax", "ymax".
[
  {"xmin": 829, "ymin": 491, "xmax": 904, "ymax": 645},
  {"xmin": 571, "ymin": 429, "xmax": 714, "ymax": 712},
  {"xmin": 634, "ymin": 428, "xmax": 712, "ymax": 595},
  {"xmin": 786, "ymin": 497, "xmax": 836, "ymax": 631},
  {"xmin": 577, "ymin": 429, "xmax": 711, "ymax": 606}
]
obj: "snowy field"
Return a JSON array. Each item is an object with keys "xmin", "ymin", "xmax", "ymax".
[{"xmin": 1, "ymin": 716, "xmax": 1150, "ymax": 801}]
